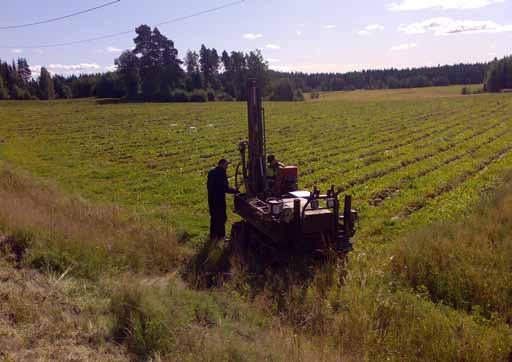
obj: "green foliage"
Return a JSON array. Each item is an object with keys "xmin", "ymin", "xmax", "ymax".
[
  {"xmin": 216, "ymin": 91, "xmax": 234, "ymax": 101},
  {"xmin": 206, "ymin": 88, "xmax": 216, "ymax": 102},
  {"xmin": 134, "ymin": 25, "xmax": 184, "ymax": 100},
  {"xmin": 275, "ymin": 62, "xmax": 487, "ymax": 92},
  {"xmin": 95, "ymin": 72, "xmax": 124, "ymax": 98},
  {"xmin": 270, "ymin": 78, "xmax": 296, "ymax": 101},
  {"xmin": 110, "ymin": 280, "xmax": 270, "ymax": 360},
  {"xmin": 154, "ymin": 85, "xmax": 173, "ymax": 102},
  {"xmin": 68, "ymin": 74, "xmax": 97, "ymax": 98},
  {"xmin": 199, "ymin": 45, "xmax": 220, "ymax": 90},
  {"xmin": 170, "ymin": 88, "xmax": 189, "ymax": 102},
  {"xmin": 24, "ymin": 234, "xmax": 116, "ymax": 279},
  {"xmin": 38, "ymin": 67, "xmax": 55, "ymax": 100},
  {"xmin": 53, "ymin": 75, "xmax": 72, "ymax": 99},
  {"xmin": 0, "ymin": 74, "xmax": 8, "ymax": 99},
  {"xmin": 295, "ymin": 88, "xmax": 304, "ymax": 101},
  {"xmin": 392, "ymin": 177, "xmax": 512, "ymax": 320},
  {"xmin": 310, "ymin": 90, "xmax": 320, "ymax": 99},
  {"xmin": 484, "ymin": 55, "xmax": 512, "ymax": 92},
  {"xmin": 115, "ymin": 50, "xmax": 141, "ymax": 99},
  {"xmin": 111, "ymin": 285, "xmax": 175, "ymax": 358},
  {"xmin": 16, "ymin": 58, "xmax": 31, "ymax": 85},
  {"xmin": 189, "ymin": 89, "xmax": 208, "ymax": 102},
  {"xmin": 184, "ymin": 50, "xmax": 202, "ymax": 91}
]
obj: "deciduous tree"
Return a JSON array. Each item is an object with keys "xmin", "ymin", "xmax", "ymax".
[{"xmin": 115, "ymin": 50, "xmax": 140, "ymax": 99}]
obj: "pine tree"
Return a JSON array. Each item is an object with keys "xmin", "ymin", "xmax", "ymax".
[
  {"xmin": 185, "ymin": 50, "xmax": 199, "ymax": 73},
  {"xmin": 184, "ymin": 50, "xmax": 202, "ymax": 90},
  {"xmin": 39, "ymin": 67, "xmax": 55, "ymax": 100},
  {"xmin": 246, "ymin": 50, "xmax": 269, "ymax": 97},
  {"xmin": 199, "ymin": 45, "xmax": 220, "ymax": 89},
  {"xmin": 4, "ymin": 61, "xmax": 22, "ymax": 99},
  {"xmin": 0, "ymin": 73, "xmax": 8, "ymax": 99},
  {"xmin": 17, "ymin": 58, "xmax": 32, "ymax": 85},
  {"xmin": 53, "ymin": 75, "xmax": 72, "ymax": 99},
  {"xmin": 221, "ymin": 50, "xmax": 234, "ymax": 95},
  {"xmin": 134, "ymin": 24, "xmax": 159, "ymax": 99},
  {"xmin": 158, "ymin": 29, "xmax": 184, "ymax": 91},
  {"xmin": 230, "ymin": 51, "xmax": 247, "ymax": 100},
  {"xmin": 133, "ymin": 25, "xmax": 184, "ymax": 100}
]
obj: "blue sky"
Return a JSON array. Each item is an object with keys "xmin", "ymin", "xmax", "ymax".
[{"xmin": 1, "ymin": 0, "xmax": 511, "ymax": 77}]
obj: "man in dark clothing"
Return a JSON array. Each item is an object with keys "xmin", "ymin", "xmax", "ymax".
[{"xmin": 207, "ymin": 159, "xmax": 238, "ymax": 240}]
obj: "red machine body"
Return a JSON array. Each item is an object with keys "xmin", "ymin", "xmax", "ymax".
[{"xmin": 271, "ymin": 166, "xmax": 298, "ymax": 196}]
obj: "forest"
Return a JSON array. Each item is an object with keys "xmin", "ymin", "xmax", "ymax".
[{"xmin": 0, "ymin": 25, "xmax": 509, "ymax": 102}]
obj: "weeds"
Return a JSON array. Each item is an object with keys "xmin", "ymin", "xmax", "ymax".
[
  {"xmin": 392, "ymin": 175, "xmax": 512, "ymax": 321},
  {"xmin": 0, "ymin": 163, "xmax": 183, "ymax": 278}
]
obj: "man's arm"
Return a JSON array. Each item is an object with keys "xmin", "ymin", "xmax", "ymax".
[{"xmin": 224, "ymin": 173, "xmax": 238, "ymax": 194}]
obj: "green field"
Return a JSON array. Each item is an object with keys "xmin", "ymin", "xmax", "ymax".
[
  {"xmin": 1, "ymin": 86, "xmax": 512, "ymax": 361},
  {"xmin": 0, "ymin": 86, "xmax": 511, "ymax": 244}
]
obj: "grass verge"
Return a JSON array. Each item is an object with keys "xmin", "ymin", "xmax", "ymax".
[{"xmin": 0, "ymin": 162, "xmax": 183, "ymax": 278}]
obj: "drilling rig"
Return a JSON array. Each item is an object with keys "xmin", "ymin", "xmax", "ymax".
[{"xmin": 231, "ymin": 79, "xmax": 357, "ymax": 257}]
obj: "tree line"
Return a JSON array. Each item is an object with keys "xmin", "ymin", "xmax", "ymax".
[
  {"xmin": 1, "ymin": 25, "xmax": 509, "ymax": 102},
  {"xmin": 274, "ymin": 62, "xmax": 489, "ymax": 93},
  {"xmin": 0, "ymin": 58, "xmax": 102, "ymax": 100},
  {"xmin": 484, "ymin": 56, "xmax": 512, "ymax": 92}
]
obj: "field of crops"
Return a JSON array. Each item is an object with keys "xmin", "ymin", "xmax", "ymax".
[
  {"xmin": 1, "ymin": 86, "xmax": 512, "ymax": 247},
  {"xmin": 2, "ymin": 86, "xmax": 512, "ymax": 360}
]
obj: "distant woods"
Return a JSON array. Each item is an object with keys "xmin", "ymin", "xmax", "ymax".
[
  {"xmin": 484, "ymin": 56, "xmax": 512, "ymax": 93},
  {"xmin": 0, "ymin": 25, "xmax": 510, "ymax": 101},
  {"xmin": 279, "ymin": 63, "xmax": 488, "ymax": 93}
]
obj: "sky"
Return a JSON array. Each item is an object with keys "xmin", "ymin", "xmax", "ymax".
[{"xmin": 1, "ymin": 0, "xmax": 511, "ymax": 77}]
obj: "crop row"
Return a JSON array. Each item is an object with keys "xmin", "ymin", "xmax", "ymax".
[
  {"xmin": 304, "ymin": 117, "xmax": 507, "ymax": 191},
  {"xmin": 355, "ymin": 132, "xmax": 512, "ymax": 241}
]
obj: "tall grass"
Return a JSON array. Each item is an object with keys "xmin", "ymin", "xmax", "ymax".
[
  {"xmin": 237, "ymin": 252, "xmax": 512, "ymax": 361},
  {"xmin": 109, "ymin": 277, "xmax": 350, "ymax": 362},
  {"xmin": 392, "ymin": 174, "xmax": 512, "ymax": 321},
  {"xmin": 0, "ymin": 163, "xmax": 183, "ymax": 278}
]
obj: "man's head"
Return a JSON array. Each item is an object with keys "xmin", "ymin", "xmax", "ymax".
[
  {"xmin": 218, "ymin": 159, "xmax": 230, "ymax": 170},
  {"xmin": 267, "ymin": 155, "xmax": 276, "ymax": 164}
]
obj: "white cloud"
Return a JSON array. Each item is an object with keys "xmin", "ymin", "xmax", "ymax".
[
  {"xmin": 267, "ymin": 58, "xmax": 280, "ymax": 63},
  {"xmin": 389, "ymin": 0, "xmax": 504, "ymax": 11},
  {"xmin": 270, "ymin": 63, "xmax": 339, "ymax": 72},
  {"xmin": 11, "ymin": 49, "xmax": 23, "ymax": 54},
  {"xmin": 243, "ymin": 33, "xmax": 263, "ymax": 40},
  {"xmin": 107, "ymin": 46, "xmax": 122, "ymax": 53},
  {"xmin": 367, "ymin": 24, "xmax": 385, "ymax": 31},
  {"xmin": 399, "ymin": 17, "xmax": 512, "ymax": 35},
  {"xmin": 323, "ymin": 25, "xmax": 337, "ymax": 29},
  {"xmin": 30, "ymin": 65, "xmax": 41, "ymax": 74},
  {"xmin": 33, "ymin": 49, "xmax": 43, "ymax": 55},
  {"xmin": 270, "ymin": 65, "xmax": 292, "ymax": 72},
  {"xmin": 266, "ymin": 43, "xmax": 281, "ymax": 50},
  {"xmin": 390, "ymin": 43, "xmax": 417, "ymax": 51},
  {"xmin": 346, "ymin": 63, "xmax": 364, "ymax": 71},
  {"xmin": 358, "ymin": 24, "xmax": 385, "ymax": 36},
  {"xmin": 296, "ymin": 30, "xmax": 302, "ymax": 36},
  {"xmin": 105, "ymin": 65, "xmax": 117, "ymax": 72},
  {"xmin": 48, "ymin": 63, "xmax": 101, "ymax": 71}
]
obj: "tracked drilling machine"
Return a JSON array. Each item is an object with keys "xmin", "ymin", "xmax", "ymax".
[{"xmin": 231, "ymin": 79, "xmax": 357, "ymax": 256}]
